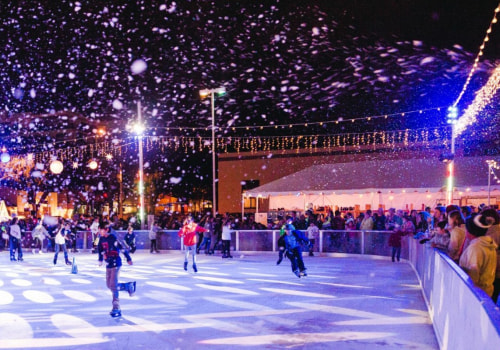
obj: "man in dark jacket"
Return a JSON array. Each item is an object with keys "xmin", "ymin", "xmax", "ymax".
[
  {"xmin": 98, "ymin": 223, "xmax": 136, "ymax": 317},
  {"xmin": 284, "ymin": 224, "xmax": 310, "ymax": 278}
]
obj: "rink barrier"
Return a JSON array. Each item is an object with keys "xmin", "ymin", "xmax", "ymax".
[
  {"xmin": 15, "ymin": 229, "xmax": 405, "ymax": 257},
  {"xmin": 408, "ymin": 237, "xmax": 500, "ymax": 350}
]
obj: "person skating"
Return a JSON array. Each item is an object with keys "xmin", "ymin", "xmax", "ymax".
[
  {"xmin": 178, "ymin": 216, "xmax": 207, "ymax": 272},
  {"xmin": 276, "ymin": 223, "xmax": 288, "ymax": 265},
  {"xmin": 124, "ymin": 225, "xmax": 137, "ymax": 253},
  {"xmin": 54, "ymin": 221, "xmax": 72, "ymax": 265},
  {"xmin": 97, "ymin": 223, "xmax": 136, "ymax": 318},
  {"xmin": 9, "ymin": 217, "xmax": 23, "ymax": 262},
  {"xmin": 283, "ymin": 224, "xmax": 310, "ymax": 278},
  {"xmin": 221, "ymin": 217, "xmax": 233, "ymax": 258}
]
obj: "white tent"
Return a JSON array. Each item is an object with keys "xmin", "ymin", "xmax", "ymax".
[
  {"xmin": 0, "ymin": 200, "xmax": 11, "ymax": 222},
  {"xmin": 243, "ymin": 156, "xmax": 499, "ymax": 213}
]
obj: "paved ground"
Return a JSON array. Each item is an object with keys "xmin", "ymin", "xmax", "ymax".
[{"xmin": 0, "ymin": 250, "xmax": 439, "ymax": 350}]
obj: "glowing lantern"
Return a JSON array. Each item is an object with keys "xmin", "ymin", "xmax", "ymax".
[
  {"xmin": 0, "ymin": 152, "xmax": 10, "ymax": 163},
  {"xmin": 50, "ymin": 160, "xmax": 64, "ymax": 174}
]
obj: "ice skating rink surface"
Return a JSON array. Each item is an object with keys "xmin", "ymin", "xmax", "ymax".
[{"xmin": 0, "ymin": 251, "xmax": 438, "ymax": 350}]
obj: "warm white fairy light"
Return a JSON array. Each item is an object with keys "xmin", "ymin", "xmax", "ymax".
[
  {"xmin": 454, "ymin": 64, "xmax": 500, "ymax": 137},
  {"xmin": 453, "ymin": 3, "xmax": 500, "ymax": 107}
]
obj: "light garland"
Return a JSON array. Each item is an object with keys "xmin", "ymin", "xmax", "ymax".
[
  {"xmin": 454, "ymin": 2, "xmax": 500, "ymax": 107},
  {"xmin": 150, "ymin": 106, "xmax": 446, "ymax": 133},
  {"xmin": 488, "ymin": 159, "xmax": 500, "ymax": 184},
  {"xmin": 454, "ymin": 63, "xmax": 500, "ymax": 137},
  {"xmin": 145, "ymin": 127, "xmax": 450, "ymax": 154}
]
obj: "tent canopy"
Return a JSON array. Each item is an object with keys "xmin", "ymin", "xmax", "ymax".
[{"xmin": 245, "ymin": 156, "xmax": 497, "ymax": 197}]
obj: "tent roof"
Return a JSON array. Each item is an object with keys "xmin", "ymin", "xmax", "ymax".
[{"xmin": 245, "ymin": 156, "xmax": 498, "ymax": 197}]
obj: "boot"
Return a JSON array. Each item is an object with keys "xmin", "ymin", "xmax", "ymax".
[
  {"xmin": 127, "ymin": 281, "xmax": 137, "ymax": 296},
  {"xmin": 110, "ymin": 309, "xmax": 122, "ymax": 318},
  {"xmin": 193, "ymin": 264, "xmax": 198, "ymax": 273},
  {"xmin": 53, "ymin": 256, "xmax": 57, "ymax": 265},
  {"xmin": 184, "ymin": 261, "xmax": 188, "ymax": 271}
]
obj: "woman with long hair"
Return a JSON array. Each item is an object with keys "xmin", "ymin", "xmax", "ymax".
[{"xmin": 447, "ymin": 210, "xmax": 466, "ymax": 262}]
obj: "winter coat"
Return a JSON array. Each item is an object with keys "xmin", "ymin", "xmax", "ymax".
[
  {"xmin": 284, "ymin": 230, "xmax": 310, "ymax": 251},
  {"xmin": 459, "ymin": 236, "xmax": 498, "ymax": 296},
  {"xmin": 9, "ymin": 224, "xmax": 21, "ymax": 240},
  {"xmin": 448, "ymin": 225, "xmax": 466, "ymax": 261},
  {"xmin": 486, "ymin": 224, "xmax": 500, "ymax": 278},
  {"xmin": 178, "ymin": 222, "xmax": 206, "ymax": 246},
  {"xmin": 98, "ymin": 232, "xmax": 131, "ymax": 268}
]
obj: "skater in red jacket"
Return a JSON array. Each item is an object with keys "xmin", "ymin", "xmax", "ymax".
[{"xmin": 178, "ymin": 216, "xmax": 207, "ymax": 272}]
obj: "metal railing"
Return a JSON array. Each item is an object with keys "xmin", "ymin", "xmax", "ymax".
[{"xmin": 8, "ymin": 229, "xmax": 406, "ymax": 259}]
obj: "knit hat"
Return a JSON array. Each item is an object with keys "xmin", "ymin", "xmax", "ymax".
[{"xmin": 465, "ymin": 214, "xmax": 494, "ymax": 237}]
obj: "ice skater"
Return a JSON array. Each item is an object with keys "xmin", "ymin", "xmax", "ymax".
[
  {"xmin": 283, "ymin": 224, "xmax": 310, "ymax": 278},
  {"xmin": 53, "ymin": 221, "xmax": 72, "ymax": 265},
  {"xmin": 124, "ymin": 225, "xmax": 137, "ymax": 253},
  {"xmin": 178, "ymin": 216, "xmax": 207, "ymax": 272},
  {"xmin": 98, "ymin": 223, "xmax": 136, "ymax": 318},
  {"xmin": 9, "ymin": 217, "xmax": 23, "ymax": 262}
]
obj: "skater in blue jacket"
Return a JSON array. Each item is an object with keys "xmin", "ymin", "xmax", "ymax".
[
  {"xmin": 97, "ymin": 223, "xmax": 136, "ymax": 317},
  {"xmin": 283, "ymin": 224, "xmax": 310, "ymax": 278}
]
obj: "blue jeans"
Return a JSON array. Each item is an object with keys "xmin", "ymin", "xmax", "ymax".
[
  {"xmin": 198, "ymin": 237, "xmax": 211, "ymax": 253},
  {"xmin": 9, "ymin": 237, "xmax": 23, "ymax": 260},
  {"xmin": 391, "ymin": 247, "xmax": 401, "ymax": 262},
  {"xmin": 54, "ymin": 243, "xmax": 69, "ymax": 264},
  {"xmin": 286, "ymin": 247, "xmax": 305, "ymax": 272},
  {"xmin": 184, "ymin": 244, "xmax": 197, "ymax": 265}
]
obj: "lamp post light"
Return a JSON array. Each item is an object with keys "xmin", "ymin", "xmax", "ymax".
[
  {"xmin": 487, "ymin": 160, "xmax": 495, "ymax": 206},
  {"xmin": 446, "ymin": 106, "xmax": 459, "ymax": 205},
  {"xmin": 199, "ymin": 87, "xmax": 226, "ymax": 217},
  {"xmin": 133, "ymin": 101, "xmax": 146, "ymax": 230}
]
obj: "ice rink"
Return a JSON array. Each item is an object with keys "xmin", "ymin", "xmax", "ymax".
[{"xmin": 0, "ymin": 250, "xmax": 439, "ymax": 349}]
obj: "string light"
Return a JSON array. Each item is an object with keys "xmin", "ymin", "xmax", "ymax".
[
  {"xmin": 454, "ymin": 63, "xmax": 500, "ymax": 137},
  {"xmin": 454, "ymin": 2, "xmax": 500, "ymax": 106},
  {"xmin": 149, "ymin": 106, "xmax": 446, "ymax": 133}
]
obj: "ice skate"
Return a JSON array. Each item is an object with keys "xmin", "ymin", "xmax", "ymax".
[
  {"xmin": 127, "ymin": 281, "xmax": 136, "ymax": 297},
  {"xmin": 193, "ymin": 264, "xmax": 198, "ymax": 273},
  {"xmin": 300, "ymin": 270, "xmax": 307, "ymax": 277},
  {"xmin": 294, "ymin": 270, "xmax": 301, "ymax": 278},
  {"xmin": 110, "ymin": 309, "xmax": 122, "ymax": 318},
  {"xmin": 184, "ymin": 261, "xmax": 188, "ymax": 271}
]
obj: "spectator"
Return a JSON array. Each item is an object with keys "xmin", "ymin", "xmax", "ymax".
[
  {"xmin": 425, "ymin": 221, "xmax": 450, "ymax": 252},
  {"xmin": 374, "ymin": 208, "xmax": 386, "ymax": 231},
  {"xmin": 447, "ymin": 210, "xmax": 466, "ymax": 262},
  {"xmin": 332, "ymin": 210, "xmax": 345, "ymax": 230},
  {"xmin": 360, "ymin": 210, "xmax": 374, "ymax": 230},
  {"xmin": 459, "ymin": 213, "xmax": 497, "ymax": 297},
  {"xmin": 483, "ymin": 208, "xmax": 500, "ymax": 303}
]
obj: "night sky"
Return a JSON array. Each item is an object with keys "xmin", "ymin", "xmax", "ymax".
[{"xmin": 0, "ymin": 0, "xmax": 499, "ymax": 202}]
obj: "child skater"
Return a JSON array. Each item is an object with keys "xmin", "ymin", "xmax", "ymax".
[
  {"xmin": 283, "ymin": 224, "xmax": 310, "ymax": 278},
  {"xmin": 98, "ymin": 223, "xmax": 136, "ymax": 318},
  {"xmin": 178, "ymin": 216, "xmax": 207, "ymax": 272}
]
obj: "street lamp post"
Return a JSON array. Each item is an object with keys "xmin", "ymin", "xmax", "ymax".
[
  {"xmin": 487, "ymin": 160, "xmax": 494, "ymax": 206},
  {"xmin": 446, "ymin": 106, "xmax": 458, "ymax": 205},
  {"xmin": 199, "ymin": 87, "xmax": 226, "ymax": 217},
  {"xmin": 133, "ymin": 102, "xmax": 146, "ymax": 230}
]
